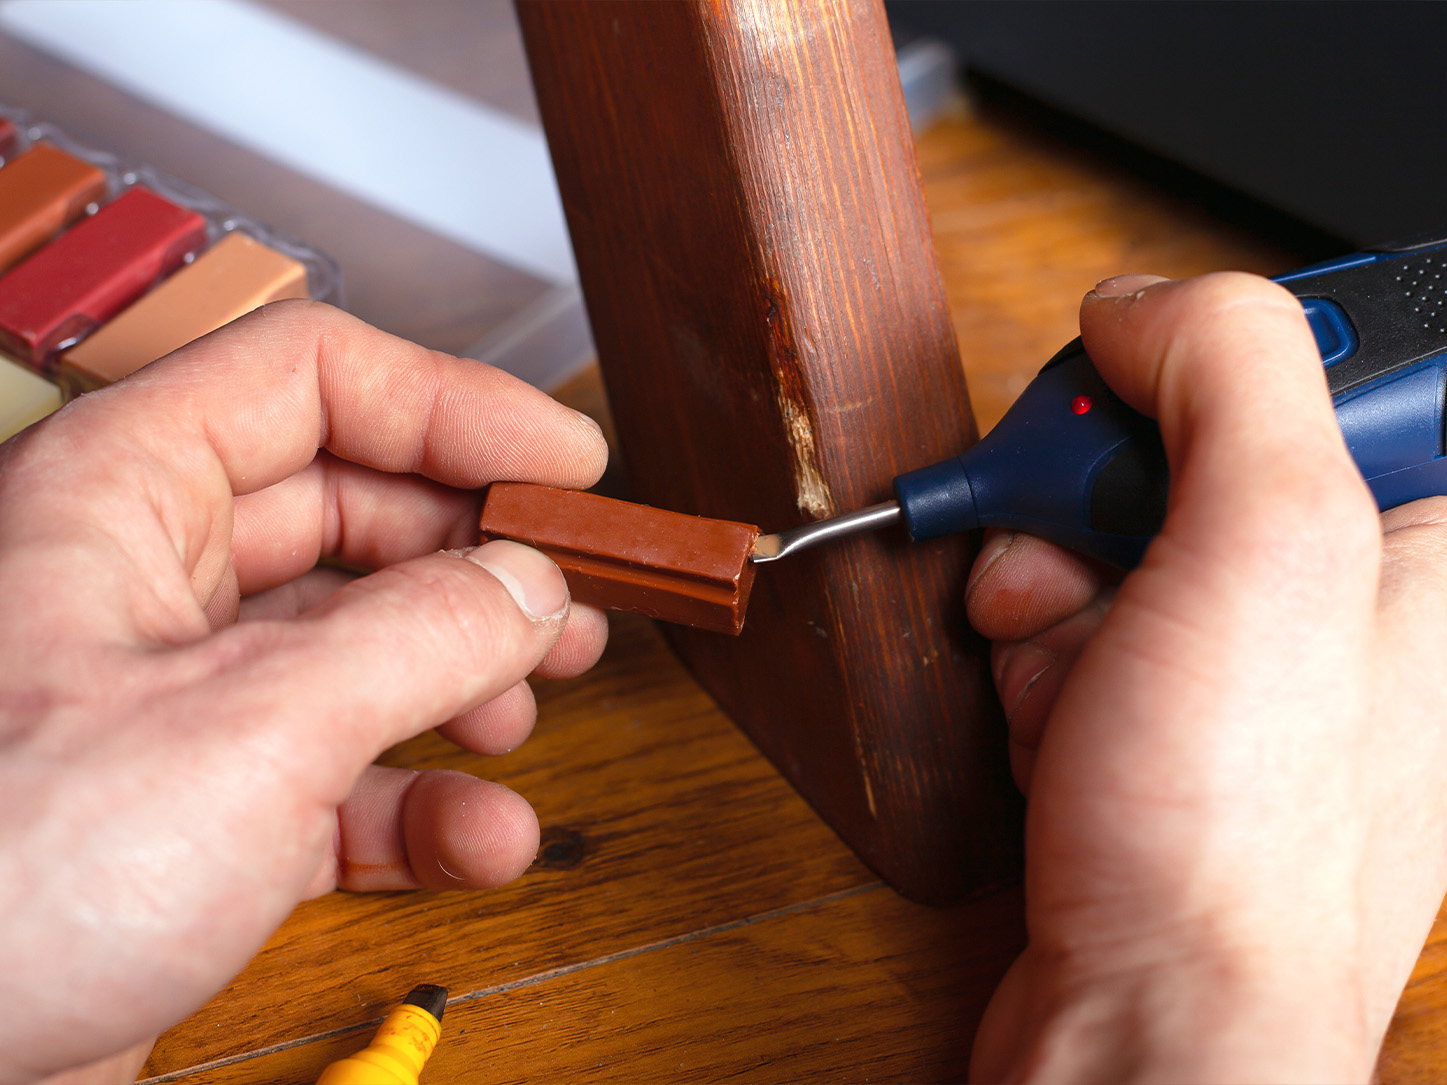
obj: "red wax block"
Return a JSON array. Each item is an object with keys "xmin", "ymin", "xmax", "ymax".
[
  {"xmin": 0, "ymin": 187, "xmax": 207, "ymax": 368},
  {"xmin": 0, "ymin": 116, "xmax": 16, "ymax": 160},
  {"xmin": 480, "ymin": 482, "xmax": 760, "ymax": 635}
]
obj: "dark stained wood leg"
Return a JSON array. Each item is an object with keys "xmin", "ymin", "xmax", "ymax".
[{"xmin": 516, "ymin": 0, "xmax": 1020, "ymax": 902}]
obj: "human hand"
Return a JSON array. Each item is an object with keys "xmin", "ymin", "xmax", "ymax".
[
  {"xmin": 0, "ymin": 301, "xmax": 609, "ymax": 1084},
  {"xmin": 967, "ymin": 273, "xmax": 1447, "ymax": 1082}
]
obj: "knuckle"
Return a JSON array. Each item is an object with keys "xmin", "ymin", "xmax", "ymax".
[
  {"xmin": 1175, "ymin": 272, "xmax": 1300, "ymax": 324},
  {"xmin": 243, "ymin": 297, "xmax": 357, "ymax": 367},
  {"xmin": 1163, "ymin": 273, "xmax": 1311, "ymax": 364},
  {"xmin": 253, "ymin": 295, "xmax": 337, "ymax": 327},
  {"xmin": 407, "ymin": 558, "xmax": 539, "ymax": 673}
]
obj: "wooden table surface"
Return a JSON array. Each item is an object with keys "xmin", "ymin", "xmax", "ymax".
[{"xmin": 4, "ymin": 4, "xmax": 1447, "ymax": 1081}]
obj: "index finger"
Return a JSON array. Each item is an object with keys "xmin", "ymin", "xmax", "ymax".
[
  {"xmin": 0, "ymin": 300, "xmax": 607, "ymax": 642},
  {"xmin": 114, "ymin": 298, "xmax": 608, "ymax": 496}
]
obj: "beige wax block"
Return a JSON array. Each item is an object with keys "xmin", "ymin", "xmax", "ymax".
[
  {"xmin": 57, "ymin": 231, "xmax": 309, "ymax": 398},
  {"xmin": 0, "ymin": 353, "xmax": 61, "ymax": 442}
]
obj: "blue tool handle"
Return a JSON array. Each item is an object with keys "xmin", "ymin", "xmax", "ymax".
[{"xmin": 894, "ymin": 237, "xmax": 1447, "ymax": 567}]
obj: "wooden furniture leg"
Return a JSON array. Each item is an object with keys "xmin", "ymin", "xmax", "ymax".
[{"xmin": 516, "ymin": 0, "xmax": 1020, "ymax": 903}]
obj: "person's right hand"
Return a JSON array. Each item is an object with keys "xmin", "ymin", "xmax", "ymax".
[{"xmin": 967, "ymin": 273, "xmax": 1447, "ymax": 1082}]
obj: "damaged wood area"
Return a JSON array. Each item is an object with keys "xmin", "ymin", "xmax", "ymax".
[{"xmin": 517, "ymin": 0, "xmax": 1020, "ymax": 902}]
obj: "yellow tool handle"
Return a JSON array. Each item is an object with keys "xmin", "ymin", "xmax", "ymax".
[{"xmin": 316, "ymin": 992, "xmax": 444, "ymax": 1085}]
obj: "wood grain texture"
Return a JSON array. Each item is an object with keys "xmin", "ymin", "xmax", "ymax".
[
  {"xmin": 148, "ymin": 885, "xmax": 1023, "ymax": 1085},
  {"xmin": 517, "ymin": 0, "xmax": 1018, "ymax": 905}
]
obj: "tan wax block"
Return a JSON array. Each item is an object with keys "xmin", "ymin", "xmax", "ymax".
[
  {"xmin": 0, "ymin": 352, "xmax": 61, "ymax": 442},
  {"xmin": 0, "ymin": 143, "xmax": 107, "ymax": 272},
  {"xmin": 57, "ymin": 231, "xmax": 309, "ymax": 397}
]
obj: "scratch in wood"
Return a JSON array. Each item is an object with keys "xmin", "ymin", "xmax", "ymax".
[
  {"xmin": 773, "ymin": 386, "xmax": 833, "ymax": 517},
  {"xmin": 762, "ymin": 291, "xmax": 836, "ymax": 519}
]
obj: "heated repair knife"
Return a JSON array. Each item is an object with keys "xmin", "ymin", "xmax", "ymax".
[{"xmin": 753, "ymin": 237, "xmax": 1447, "ymax": 568}]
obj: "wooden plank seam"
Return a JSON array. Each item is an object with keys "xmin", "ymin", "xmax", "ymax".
[{"xmin": 137, "ymin": 882, "xmax": 885, "ymax": 1083}]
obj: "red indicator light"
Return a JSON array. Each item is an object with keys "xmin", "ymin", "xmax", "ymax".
[{"xmin": 1071, "ymin": 395, "xmax": 1093, "ymax": 415}]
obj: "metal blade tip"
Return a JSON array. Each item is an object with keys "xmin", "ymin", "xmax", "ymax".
[{"xmin": 751, "ymin": 533, "xmax": 783, "ymax": 562}]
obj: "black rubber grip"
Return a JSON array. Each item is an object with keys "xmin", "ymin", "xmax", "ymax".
[{"xmin": 1089, "ymin": 435, "xmax": 1169, "ymax": 538}]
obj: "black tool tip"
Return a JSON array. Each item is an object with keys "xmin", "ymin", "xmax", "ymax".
[{"xmin": 403, "ymin": 984, "xmax": 448, "ymax": 1021}]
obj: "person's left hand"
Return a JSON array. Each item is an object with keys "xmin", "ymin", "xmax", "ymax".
[{"xmin": 0, "ymin": 301, "xmax": 609, "ymax": 1084}]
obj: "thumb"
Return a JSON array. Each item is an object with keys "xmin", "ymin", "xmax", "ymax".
[
  {"xmin": 1079, "ymin": 272, "xmax": 1379, "ymax": 581},
  {"xmin": 192, "ymin": 539, "xmax": 569, "ymax": 797}
]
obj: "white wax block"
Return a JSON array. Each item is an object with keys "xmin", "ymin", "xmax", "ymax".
[{"xmin": 0, "ymin": 355, "xmax": 61, "ymax": 442}]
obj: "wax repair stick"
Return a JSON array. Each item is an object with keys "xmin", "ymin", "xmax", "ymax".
[
  {"xmin": 0, "ymin": 186, "xmax": 206, "ymax": 368},
  {"xmin": 479, "ymin": 481, "xmax": 761, "ymax": 635},
  {"xmin": 316, "ymin": 984, "xmax": 447, "ymax": 1085},
  {"xmin": 0, "ymin": 352, "xmax": 60, "ymax": 442},
  {"xmin": 57, "ymin": 230, "xmax": 308, "ymax": 398}
]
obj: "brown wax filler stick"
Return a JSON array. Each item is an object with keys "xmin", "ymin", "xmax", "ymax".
[{"xmin": 479, "ymin": 482, "xmax": 759, "ymax": 635}]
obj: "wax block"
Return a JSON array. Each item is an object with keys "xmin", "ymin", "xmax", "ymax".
[
  {"xmin": 479, "ymin": 482, "xmax": 760, "ymax": 635},
  {"xmin": 57, "ymin": 231, "xmax": 308, "ymax": 397},
  {"xmin": 0, "ymin": 352, "xmax": 61, "ymax": 442},
  {"xmin": 0, "ymin": 143, "xmax": 108, "ymax": 272},
  {"xmin": 0, "ymin": 187, "xmax": 207, "ymax": 367}
]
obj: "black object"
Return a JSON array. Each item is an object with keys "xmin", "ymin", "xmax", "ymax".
[
  {"xmin": 403, "ymin": 984, "xmax": 448, "ymax": 1022},
  {"xmin": 886, "ymin": 1, "xmax": 1447, "ymax": 246}
]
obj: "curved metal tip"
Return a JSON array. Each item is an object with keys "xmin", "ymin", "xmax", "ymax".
[
  {"xmin": 751, "ymin": 501, "xmax": 902, "ymax": 563},
  {"xmin": 751, "ymin": 532, "xmax": 784, "ymax": 562}
]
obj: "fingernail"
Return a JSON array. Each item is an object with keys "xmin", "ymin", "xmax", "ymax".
[
  {"xmin": 1087, "ymin": 273, "xmax": 1169, "ymax": 299},
  {"xmin": 993, "ymin": 641, "xmax": 1054, "ymax": 724},
  {"xmin": 465, "ymin": 540, "xmax": 568, "ymax": 621},
  {"xmin": 967, "ymin": 531, "xmax": 1016, "ymax": 600}
]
